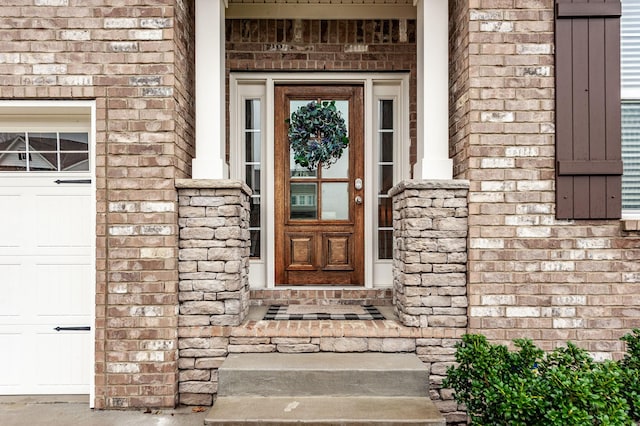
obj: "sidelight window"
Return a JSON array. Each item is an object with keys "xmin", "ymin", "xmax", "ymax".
[
  {"xmin": 376, "ymin": 99, "xmax": 394, "ymax": 259},
  {"xmin": 244, "ymin": 99, "xmax": 262, "ymax": 258}
]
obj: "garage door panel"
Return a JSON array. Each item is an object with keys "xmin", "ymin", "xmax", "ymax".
[
  {"xmin": 0, "ymin": 263, "xmax": 24, "ymax": 318},
  {"xmin": 0, "ymin": 332, "xmax": 26, "ymax": 388},
  {"xmin": 36, "ymin": 330, "xmax": 90, "ymax": 388},
  {"xmin": 0, "ymin": 174, "xmax": 93, "ymax": 395},
  {"xmin": 35, "ymin": 262, "xmax": 92, "ymax": 318},
  {"xmin": 0, "ymin": 194, "xmax": 26, "ymax": 249},
  {"xmin": 35, "ymin": 194, "xmax": 91, "ymax": 248}
]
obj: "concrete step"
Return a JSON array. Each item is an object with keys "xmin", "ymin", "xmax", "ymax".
[
  {"xmin": 205, "ymin": 396, "xmax": 446, "ymax": 425},
  {"xmin": 218, "ymin": 353, "xmax": 430, "ymax": 397}
]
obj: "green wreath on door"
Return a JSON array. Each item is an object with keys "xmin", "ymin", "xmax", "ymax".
[{"xmin": 286, "ymin": 100, "xmax": 349, "ymax": 171}]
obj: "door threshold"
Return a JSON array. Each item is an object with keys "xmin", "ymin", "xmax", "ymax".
[{"xmin": 273, "ymin": 285, "xmax": 370, "ymax": 289}]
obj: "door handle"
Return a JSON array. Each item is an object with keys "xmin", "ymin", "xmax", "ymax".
[
  {"xmin": 54, "ymin": 326, "xmax": 91, "ymax": 331},
  {"xmin": 54, "ymin": 179, "xmax": 91, "ymax": 184},
  {"xmin": 355, "ymin": 195, "xmax": 363, "ymax": 205},
  {"xmin": 354, "ymin": 178, "xmax": 363, "ymax": 190}
]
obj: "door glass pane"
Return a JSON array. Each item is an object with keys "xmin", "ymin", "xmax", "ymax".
[
  {"xmin": 290, "ymin": 183, "xmax": 317, "ymax": 219},
  {"xmin": 59, "ymin": 133, "xmax": 88, "ymax": 151},
  {"xmin": 250, "ymin": 230, "xmax": 261, "ymax": 258},
  {"xmin": 378, "ymin": 230, "xmax": 393, "ymax": 259},
  {"xmin": 30, "ymin": 152, "xmax": 57, "ymax": 171},
  {"xmin": 380, "ymin": 132, "xmax": 393, "ymax": 163},
  {"xmin": 323, "ymin": 100, "xmax": 350, "ymax": 178},
  {"xmin": 245, "ymin": 132, "xmax": 260, "ymax": 162},
  {"xmin": 0, "ymin": 133, "xmax": 27, "ymax": 171},
  {"xmin": 289, "ymin": 99, "xmax": 318, "ymax": 177},
  {"xmin": 290, "ymin": 150, "xmax": 317, "ymax": 178},
  {"xmin": 60, "ymin": 152, "xmax": 89, "ymax": 171},
  {"xmin": 0, "ymin": 132, "xmax": 23, "ymax": 151},
  {"xmin": 334, "ymin": 100, "xmax": 349, "ymax": 129},
  {"xmin": 378, "ymin": 197, "xmax": 393, "ymax": 227},
  {"xmin": 29, "ymin": 132, "xmax": 58, "ymax": 171},
  {"xmin": 250, "ymin": 197, "xmax": 261, "ymax": 228},
  {"xmin": 321, "ymin": 182, "xmax": 349, "ymax": 220},
  {"xmin": 380, "ymin": 100, "xmax": 393, "ymax": 129},
  {"xmin": 59, "ymin": 132, "xmax": 89, "ymax": 171},
  {"xmin": 245, "ymin": 165, "xmax": 261, "ymax": 195},
  {"xmin": 28, "ymin": 132, "xmax": 57, "ymax": 151},
  {"xmin": 379, "ymin": 165, "xmax": 394, "ymax": 194},
  {"xmin": 322, "ymin": 148, "xmax": 349, "ymax": 178},
  {"xmin": 290, "ymin": 100, "xmax": 313, "ymax": 114},
  {"xmin": 249, "ymin": 196, "xmax": 261, "ymax": 258},
  {"xmin": 245, "ymin": 99, "xmax": 261, "ymax": 130}
]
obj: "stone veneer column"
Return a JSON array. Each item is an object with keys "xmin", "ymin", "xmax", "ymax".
[
  {"xmin": 176, "ymin": 179, "xmax": 251, "ymax": 405},
  {"xmin": 390, "ymin": 180, "xmax": 469, "ymax": 328},
  {"xmin": 176, "ymin": 179, "xmax": 251, "ymax": 326}
]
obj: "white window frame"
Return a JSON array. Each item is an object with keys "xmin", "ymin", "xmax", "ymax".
[
  {"xmin": 230, "ymin": 73, "xmax": 409, "ymax": 289},
  {"xmin": 230, "ymin": 83, "xmax": 266, "ymax": 282},
  {"xmin": 372, "ymin": 83, "xmax": 408, "ymax": 286}
]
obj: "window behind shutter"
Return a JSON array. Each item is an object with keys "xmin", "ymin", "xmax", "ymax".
[
  {"xmin": 621, "ymin": 0, "xmax": 640, "ymax": 97},
  {"xmin": 622, "ymin": 103, "xmax": 640, "ymax": 210},
  {"xmin": 621, "ymin": 0, "xmax": 640, "ymax": 212},
  {"xmin": 555, "ymin": 0, "xmax": 623, "ymax": 219}
]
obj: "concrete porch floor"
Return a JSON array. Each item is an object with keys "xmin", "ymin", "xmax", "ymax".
[{"xmin": 0, "ymin": 396, "xmax": 207, "ymax": 426}]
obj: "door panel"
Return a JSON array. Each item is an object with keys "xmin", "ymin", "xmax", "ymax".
[
  {"xmin": 323, "ymin": 233, "xmax": 353, "ymax": 271},
  {"xmin": 287, "ymin": 234, "xmax": 316, "ymax": 270},
  {"xmin": 275, "ymin": 85, "xmax": 364, "ymax": 285}
]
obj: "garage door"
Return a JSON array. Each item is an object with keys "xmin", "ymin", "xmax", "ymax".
[{"xmin": 0, "ymin": 175, "xmax": 93, "ymax": 395}]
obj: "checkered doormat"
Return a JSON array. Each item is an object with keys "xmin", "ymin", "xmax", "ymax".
[{"xmin": 263, "ymin": 305, "xmax": 385, "ymax": 320}]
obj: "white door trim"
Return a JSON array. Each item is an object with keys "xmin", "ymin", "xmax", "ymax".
[
  {"xmin": 230, "ymin": 72, "xmax": 409, "ymax": 289},
  {"xmin": 0, "ymin": 100, "xmax": 96, "ymax": 407}
]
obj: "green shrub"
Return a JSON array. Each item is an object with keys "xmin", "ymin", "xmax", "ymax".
[
  {"xmin": 444, "ymin": 332, "xmax": 640, "ymax": 425},
  {"xmin": 621, "ymin": 329, "xmax": 640, "ymax": 420}
]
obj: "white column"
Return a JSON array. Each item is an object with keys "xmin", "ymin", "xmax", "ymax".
[
  {"xmin": 414, "ymin": 0, "xmax": 453, "ymax": 180},
  {"xmin": 193, "ymin": 0, "xmax": 227, "ymax": 179}
]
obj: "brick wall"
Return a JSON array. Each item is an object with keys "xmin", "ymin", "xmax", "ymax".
[
  {"xmin": 458, "ymin": 0, "xmax": 640, "ymax": 358},
  {"xmin": 174, "ymin": 0, "xmax": 196, "ymax": 178},
  {"xmin": 449, "ymin": 0, "xmax": 470, "ymax": 179},
  {"xmin": 225, "ymin": 18, "xmax": 419, "ymax": 168},
  {"xmin": 0, "ymin": 0, "xmax": 195, "ymax": 408}
]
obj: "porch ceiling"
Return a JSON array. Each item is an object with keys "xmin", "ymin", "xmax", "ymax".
[{"xmin": 226, "ymin": 0, "xmax": 416, "ymax": 20}]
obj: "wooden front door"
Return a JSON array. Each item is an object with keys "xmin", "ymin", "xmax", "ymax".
[{"xmin": 275, "ymin": 85, "xmax": 364, "ymax": 285}]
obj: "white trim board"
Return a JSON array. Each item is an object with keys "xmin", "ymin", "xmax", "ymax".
[{"xmin": 226, "ymin": 4, "xmax": 416, "ymax": 19}]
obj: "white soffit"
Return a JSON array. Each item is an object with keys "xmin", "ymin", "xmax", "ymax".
[{"xmin": 227, "ymin": 0, "xmax": 416, "ymax": 19}]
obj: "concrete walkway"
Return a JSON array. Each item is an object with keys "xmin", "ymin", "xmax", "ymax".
[{"xmin": 0, "ymin": 396, "xmax": 206, "ymax": 426}]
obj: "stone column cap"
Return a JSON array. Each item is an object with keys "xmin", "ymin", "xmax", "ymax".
[
  {"xmin": 175, "ymin": 178, "xmax": 252, "ymax": 195},
  {"xmin": 388, "ymin": 179, "xmax": 470, "ymax": 197}
]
